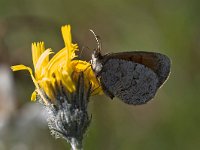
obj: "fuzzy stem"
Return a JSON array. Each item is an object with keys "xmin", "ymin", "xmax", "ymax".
[{"xmin": 70, "ymin": 138, "xmax": 83, "ymax": 150}]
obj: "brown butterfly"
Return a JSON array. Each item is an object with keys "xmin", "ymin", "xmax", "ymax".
[{"xmin": 90, "ymin": 30, "xmax": 171, "ymax": 105}]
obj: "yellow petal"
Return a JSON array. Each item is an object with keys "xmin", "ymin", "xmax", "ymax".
[
  {"xmin": 32, "ymin": 42, "xmax": 45, "ymax": 68},
  {"xmin": 31, "ymin": 91, "xmax": 37, "ymax": 101},
  {"xmin": 71, "ymin": 60, "xmax": 91, "ymax": 72},
  {"xmin": 47, "ymin": 47, "xmax": 67, "ymax": 76},
  {"xmin": 61, "ymin": 25, "xmax": 78, "ymax": 61},
  {"xmin": 32, "ymin": 43, "xmax": 37, "ymax": 68},
  {"xmin": 11, "ymin": 64, "xmax": 49, "ymax": 105},
  {"xmin": 61, "ymin": 25, "xmax": 72, "ymax": 47},
  {"xmin": 61, "ymin": 70, "xmax": 76, "ymax": 92},
  {"xmin": 35, "ymin": 48, "xmax": 54, "ymax": 79},
  {"xmin": 39, "ymin": 78, "xmax": 56, "ymax": 100},
  {"xmin": 11, "ymin": 64, "xmax": 33, "ymax": 73}
]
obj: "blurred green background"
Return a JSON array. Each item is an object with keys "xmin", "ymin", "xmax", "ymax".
[{"xmin": 0, "ymin": 0, "xmax": 200, "ymax": 150}]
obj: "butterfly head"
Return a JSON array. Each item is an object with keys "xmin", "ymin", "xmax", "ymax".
[{"xmin": 89, "ymin": 29, "xmax": 103, "ymax": 75}]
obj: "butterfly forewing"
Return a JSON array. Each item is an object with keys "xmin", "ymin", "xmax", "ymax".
[{"xmin": 103, "ymin": 51, "xmax": 171, "ymax": 87}]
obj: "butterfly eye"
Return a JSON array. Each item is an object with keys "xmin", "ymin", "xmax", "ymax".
[
  {"xmin": 93, "ymin": 49, "xmax": 100, "ymax": 57},
  {"xmin": 90, "ymin": 59, "xmax": 93, "ymax": 65}
]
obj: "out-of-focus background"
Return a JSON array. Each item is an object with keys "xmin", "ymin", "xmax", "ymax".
[{"xmin": 0, "ymin": 0, "xmax": 200, "ymax": 150}]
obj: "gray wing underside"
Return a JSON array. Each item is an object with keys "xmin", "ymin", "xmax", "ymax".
[
  {"xmin": 100, "ymin": 59, "xmax": 159, "ymax": 105},
  {"xmin": 103, "ymin": 51, "xmax": 171, "ymax": 88}
]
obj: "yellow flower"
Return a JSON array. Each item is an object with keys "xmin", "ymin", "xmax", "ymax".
[{"xmin": 11, "ymin": 25, "xmax": 102, "ymax": 105}]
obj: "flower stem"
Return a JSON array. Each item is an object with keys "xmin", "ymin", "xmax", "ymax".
[{"xmin": 70, "ymin": 138, "xmax": 83, "ymax": 150}]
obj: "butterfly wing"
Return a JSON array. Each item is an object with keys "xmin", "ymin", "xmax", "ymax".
[
  {"xmin": 99, "ymin": 58, "xmax": 159, "ymax": 105},
  {"xmin": 103, "ymin": 51, "xmax": 171, "ymax": 88}
]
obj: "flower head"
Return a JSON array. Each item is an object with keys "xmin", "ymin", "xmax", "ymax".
[{"xmin": 11, "ymin": 25, "xmax": 102, "ymax": 105}]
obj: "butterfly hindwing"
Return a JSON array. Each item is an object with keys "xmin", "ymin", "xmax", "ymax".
[{"xmin": 99, "ymin": 58, "xmax": 159, "ymax": 105}]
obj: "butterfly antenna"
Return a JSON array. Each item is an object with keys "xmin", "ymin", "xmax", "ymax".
[{"xmin": 89, "ymin": 29, "xmax": 102, "ymax": 53}]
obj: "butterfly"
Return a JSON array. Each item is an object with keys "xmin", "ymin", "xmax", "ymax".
[{"xmin": 89, "ymin": 30, "xmax": 171, "ymax": 105}]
